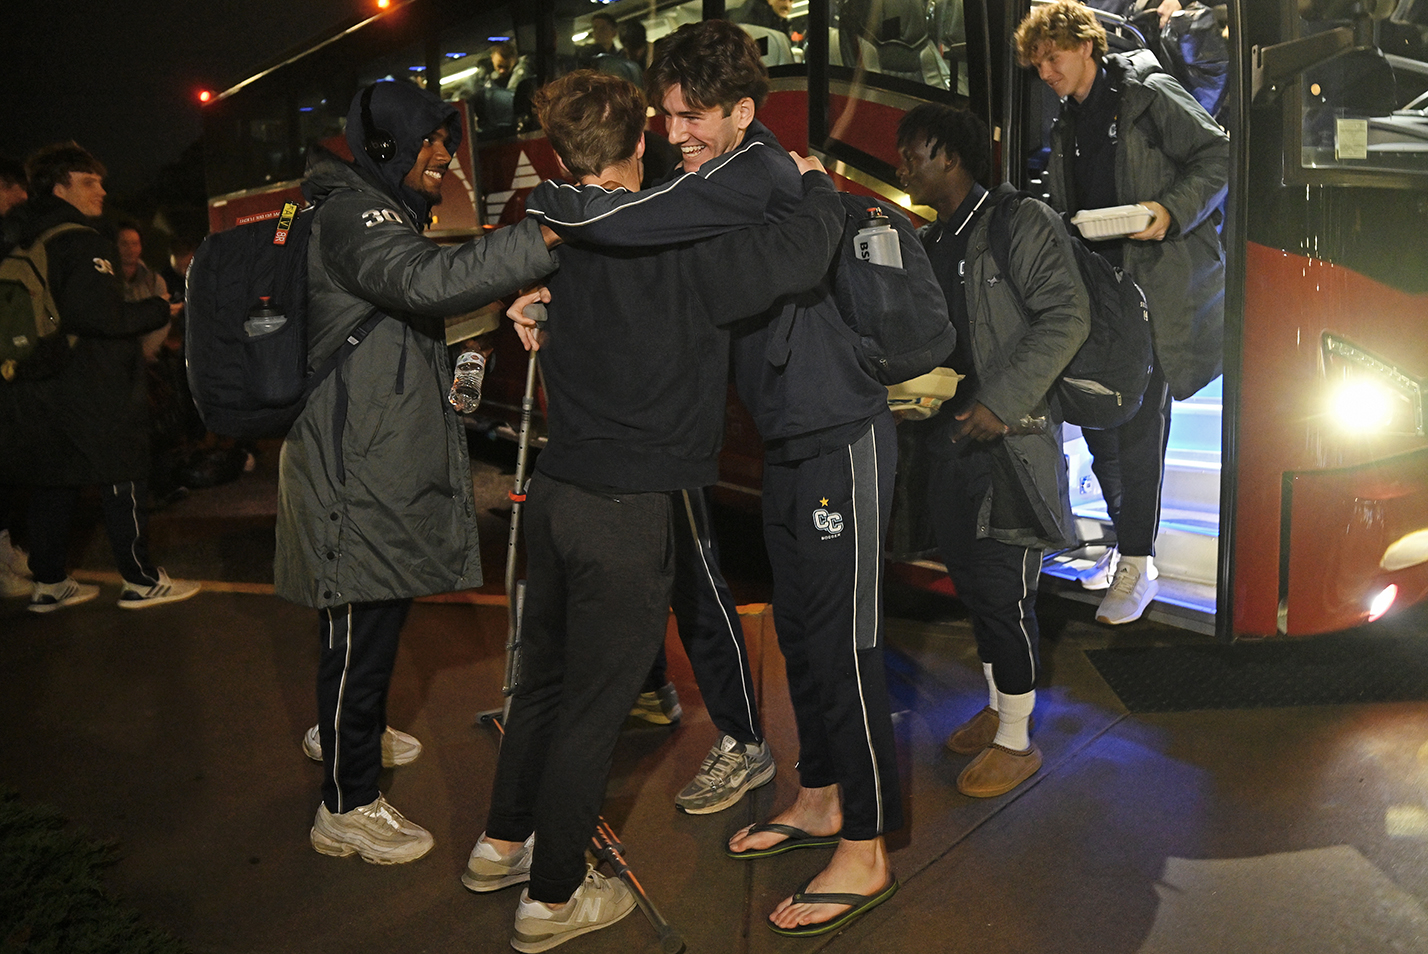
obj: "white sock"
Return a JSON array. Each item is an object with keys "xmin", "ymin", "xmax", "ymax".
[
  {"xmin": 983, "ymin": 663, "xmax": 997, "ymax": 711},
  {"xmin": 1121, "ymin": 554, "xmax": 1158, "ymax": 581},
  {"xmin": 992, "ymin": 690, "xmax": 1035, "ymax": 751}
]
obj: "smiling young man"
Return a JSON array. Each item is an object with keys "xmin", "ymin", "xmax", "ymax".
[
  {"xmin": 280, "ymin": 80, "xmax": 560, "ymax": 865},
  {"xmin": 522, "ymin": 18, "xmax": 931, "ymax": 938}
]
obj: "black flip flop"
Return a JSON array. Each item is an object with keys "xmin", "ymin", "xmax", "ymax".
[
  {"xmin": 767, "ymin": 876, "xmax": 900, "ymax": 937},
  {"xmin": 725, "ymin": 822, "xmax": 841, "ymax": 859}
]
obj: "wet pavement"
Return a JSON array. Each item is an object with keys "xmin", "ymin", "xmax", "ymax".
[{"xmin": 3, "ymin": 442, "xmax": 1428, "ymax": 954}]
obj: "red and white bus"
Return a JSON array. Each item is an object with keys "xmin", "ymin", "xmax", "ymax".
[{"xmin": 201, "ymin": 0, "xmax": 1428, "ymax": 639}]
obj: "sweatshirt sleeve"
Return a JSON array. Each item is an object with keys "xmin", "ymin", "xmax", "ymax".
[
  {"xmin": 680, "ymin": 171, "xmax": 844, "ymax": 326},
  {"xmin": 320, "ymin": 205, "xmax": 559, "ymax": 318},
  {"xmin": 524, "ymin": 146, "xmax": 776, "ymax": 246}
]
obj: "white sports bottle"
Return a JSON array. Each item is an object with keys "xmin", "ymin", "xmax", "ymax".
[{"xmin": 853, "ymin": 207, "xmax": 902, "ymax": 268}]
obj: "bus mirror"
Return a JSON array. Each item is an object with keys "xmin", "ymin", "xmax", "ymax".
[{"xmin": 1251, "ymin": 27, "xmax": 1355, "ymax": 103}]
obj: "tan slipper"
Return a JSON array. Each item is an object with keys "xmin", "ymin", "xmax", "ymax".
[
  {"xmin": 945, "ymin": 707, "xmax": 1035, "ymax": 755},
  {"xmin": 956, "ymin": 742, "xmax": 1042, "ymax": 797}
]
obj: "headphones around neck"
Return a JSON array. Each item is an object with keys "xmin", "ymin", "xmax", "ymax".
[{"xmin": 360, "ymin": 84, "xmax": 397, "ymax": 163}]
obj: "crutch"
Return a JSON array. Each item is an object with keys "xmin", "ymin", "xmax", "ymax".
[{"xmin": 477, "ymin": 305, "xmax": 686, "ymax": 954}]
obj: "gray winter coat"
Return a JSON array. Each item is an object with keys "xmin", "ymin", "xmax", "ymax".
[
  {"xmin": 1047, "ymin": 50, "xmax": 1229, "ymax": 400},
  {"xmin": 274, "ymin": 155, "xmax": 557, "ymax": 608},
  {"xmin": 926, "ymin": 185, "xmax": 1091, "ymax": 550}
]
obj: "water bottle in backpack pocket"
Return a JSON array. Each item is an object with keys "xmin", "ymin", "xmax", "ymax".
[{"xmin": 241, "ymin": 295, "xmax": 305, "ymax": 408}]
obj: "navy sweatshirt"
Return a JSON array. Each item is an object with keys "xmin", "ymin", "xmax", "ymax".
[
  {"xmin": 527, "ymin": 121, "xmax": 889, "ymax": 463},
  {"xmin": 531, "ymin": 170, "xmax": 845, "ymax": 492}
]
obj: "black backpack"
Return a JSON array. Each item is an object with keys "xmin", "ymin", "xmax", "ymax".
[
  {"xmin": 829, "ymin": 193, "xmax": 956, "ymax": 385},
  {"xmin": 186, "ymin": 201, "xmax": 380, "ymax": 440},
  {"xmin": 986, "ymin": 191, "xmax": 1153, "ymax": 430}
]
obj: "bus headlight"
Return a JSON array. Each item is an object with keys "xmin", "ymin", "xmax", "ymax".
[
  {"xmin": 1321, "ymin": 333, "xmax": 1425, "ymax": 437},
  {"xmin": 1368, "ymin": 584, "xmax": 1398, "ymax": 622}
]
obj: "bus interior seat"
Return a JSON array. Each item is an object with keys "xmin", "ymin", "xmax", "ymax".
[
  {"xmin": 739, "ymin": 25, "xmax": 796, "ymax": 66},
  {"xmin": 838, "ymin": 0, "xmax": 952, "ymax": 88},
  {"xmin": 593, "ymin": 52, "xmax": 645, "ymax": 86}
]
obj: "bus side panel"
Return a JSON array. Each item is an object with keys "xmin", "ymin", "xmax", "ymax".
[
  {"xmin": 760, "ymin": 88, "xmax": 809, "ymax": 154},
  {"xmin": 476, "ymin": 137, "xmax": 561, "ymax": 227},
  {"xmin": 829, "ymin": 94, "xmax": 911, "ymax": 170},
  {"xmin": 1235, "ymin": 242, "xmax": 1428, "ymax": 636},
  {"xmin": 1285, "ymin": 450, "xmax": 1428, "ymax": 633}
]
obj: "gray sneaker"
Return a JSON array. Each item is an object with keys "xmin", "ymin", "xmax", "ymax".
[
  {"xmin": 675, "ymin": 733, "xmax": 776, "ymax": 815},
  {"xmin": 310, "ymin": 794, "xmax": 433, "ymax": 864},
  {"xmin": 462, "ymin": 832, "xmax": 534, "ymax": 892},
  {"xmin": 1095, "ymin": 563, "xmax": 1159, "ymax": 625},
  {"xmin": 511, "ymin": 866, "xmax": 635, "ymax": 953},
  {"xmin": 302, "ymin": 725, "xmax": 422, "ymax": 767}
]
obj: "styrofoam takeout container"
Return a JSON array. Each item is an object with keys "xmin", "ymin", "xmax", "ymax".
[{"xmin": 1070, "ymin": 204, "xmax": 1154, "ymax": 240}]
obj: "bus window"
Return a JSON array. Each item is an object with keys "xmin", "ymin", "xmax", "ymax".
[
  {"xmin": 1300, "ymin": 0, "xmax": 1428, "ymax": 174},
  {"xmin": 356, "ymin": 41, "xmax": 429, "ymax": 90},
  {"xmin": 296, "ymin": 88, "xmax": 344, "ymax": 169},
  {"xmin": 833, "ymin": 0, "xmax": 956, "ymax": 90},
  {"xmin": 440, "ymin": 11, "xmax": 530, "ymax": 137}
]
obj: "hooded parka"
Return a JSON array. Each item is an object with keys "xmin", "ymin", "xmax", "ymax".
[
  {"xmin": 274, "ymin": 85, "xmax": 557, "ymax": 609},
  {"xmin": 924, "ymin": 184, "xmax": 1091, "ymax": 550},
  {"xmin": 1046, "ymin": 49, "xmax": 1229, "ymax": 401},
  {"xmin": 0, "ymin": 194, "xmax": 169, "ymax": 486}
]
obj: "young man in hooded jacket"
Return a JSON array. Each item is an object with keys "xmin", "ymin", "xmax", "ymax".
[
  {"xmin": 281, "ymin": 80, "xmax": 559, "ymax": 864},
  {"xmin": 1015, "ymin": 0, "xmax": 1228, "ymax": 625}
]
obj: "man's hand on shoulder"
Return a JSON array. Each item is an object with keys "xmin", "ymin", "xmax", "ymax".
[
  {"xmin": 540, "ymin": 224, "xmax": 562, "ymax": 249},
  {"xmin": 790, "ymin": 151, "xmax": 826, "ymax": 176}
]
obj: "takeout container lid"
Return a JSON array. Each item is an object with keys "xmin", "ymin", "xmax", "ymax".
[{"xmin": 1070, "ymin": 204, "xmax": 1153, "ymax": 240}]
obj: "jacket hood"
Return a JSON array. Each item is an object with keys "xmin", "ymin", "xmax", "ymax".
[
  {"xmin": 302, "ymin": 147, "xmax": 380, "ymax": 207},
  {"xmin": 3, "ymin": 193, "xmax": 90, "ymax": 247},
  {"xmin": 343, "ymin": 81, "xmax": 461, "ymax": 225},
  {"xmin": 1107, "ymin": 49, "xmax": 1163, "ymax": 86}
]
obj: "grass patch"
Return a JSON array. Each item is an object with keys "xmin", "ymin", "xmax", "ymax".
[{"xmin": 0, "ymin": 788, "xmax": 188, "ymax": 954}]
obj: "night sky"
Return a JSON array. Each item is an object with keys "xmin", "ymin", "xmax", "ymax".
[{"xmin": 3, "ymin": 0, "xmax": 360, "ymax": 193}]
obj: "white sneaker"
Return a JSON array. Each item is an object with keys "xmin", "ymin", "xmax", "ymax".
[
  {"xmin": 1096, "ymin": 563, "xmax": 1159, "ymax": 625},
  {"xmin": 511, "ymin": 866, "xmax": 635, "ymax": 952},
  {"xmin": 462, "ymin": 832, "xmax": 534, "ymax": 892},
  {"xmin": 117, "ymin": 569, "xmax": 200, "ymax": 609},
  {"xmin": 629, "ymin": 681, "xmax": 683, "ymax": 725},
  {"xmin": 302, "ymin": 725, "xmax": 422, "ymax": 767},
  {"xmin": 28, "ymin": 577, "xmax": 100, "ymax": 614},
  {"xmin": 310, "ymin": 794, "xmax": 433, "ymax": 864},
  {"xmin": 1077, "ymin": 547, "xmax": 1118, "ymax": 591}
]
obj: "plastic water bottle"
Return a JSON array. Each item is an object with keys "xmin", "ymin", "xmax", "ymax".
[
  {"xmin": 243, "ymin": 296, "xmax": 286, "ymax": 337},
  {"xmin": 449, "ymin": 349, "xmax": 486, "ymax": 413},
  {"xmin": 854, "ymin": 208, "xmax": 902, "ymax": 268}
]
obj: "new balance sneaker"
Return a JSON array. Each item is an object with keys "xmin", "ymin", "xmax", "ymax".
[
  {"xmin": 629, "ymin": 681, "xmax": 683, "ymax": 725},
  {"xmin": 302, "ymin": 725, "xmax": 423, "ymax": 767},
  {"xmin": 462, "ymin": 831, "xmax": 534, "ymax": 892},
  {"xmin": 28, "ymin": 577, "xmax": 100, "ymax": 614},
  {"xmin": 310, "ymin": 794, "xmax": 433, "ymax": 864},
  {"xmin": 1095, "ymin": 563, "xmax": 1159, "ymax": 625},
  {"xmin": 1077, "ymin": 547, "xmax": 1119, "ymax": 591},
  {"xmin": 117, "ymin": 569, "xmax": 200, "ymax": 609},
  {"xmin": 511, "ymin": 866, "xmax": 635, "ymax": 953},
  {"xmin": 675, "ymin": 733, "xmax": 776, "ymax": 815}
]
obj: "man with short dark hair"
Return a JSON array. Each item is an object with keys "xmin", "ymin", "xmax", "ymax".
[
  {"xmin": 470, "ymin": 69, "xmax": 847, "ymax": 952},
  {"xmin": 896, "ymin": 102, "xmax": 1088, "ymax": 797},
  {"xmin": 1015, "ymin": 0, "xmax": 1227, "ymax": 625},
  {"xmin": 0, "ymin": 142, "xmax": 198, "ymax": 613},
  {"xmin": 282, "ymin": 80, "xmax": 560, "ymax": 865}
]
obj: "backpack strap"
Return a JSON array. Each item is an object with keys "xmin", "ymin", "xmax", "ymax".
[
  {"xmin": 17, "ymin": 222, "xmax": 92, "ymax": 328},
  {"xmin": 985, "ymin": 190, "xmax": 1031, "ymax": 312}
]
